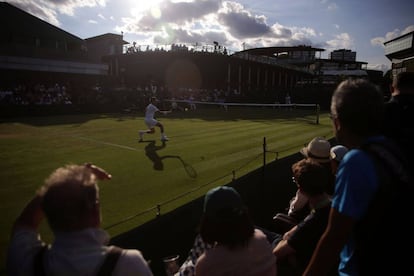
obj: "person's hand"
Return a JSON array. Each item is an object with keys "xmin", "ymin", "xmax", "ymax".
[{"xmin": 84, "ymin": 163, "xmax": 112, "ymax": 180}]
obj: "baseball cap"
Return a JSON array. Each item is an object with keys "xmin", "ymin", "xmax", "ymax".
[
  {"xmin": 330, "ymin": 145, "xmax": 348, "ymax": 162},
  {"xmin": 203, "ymin": 186, "xmax": 245, "ymax": 219},
  {"xmin": 300, "ymin": 137, "xmax": 331, "ymax": 163}
]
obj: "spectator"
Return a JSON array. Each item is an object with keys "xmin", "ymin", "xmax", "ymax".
[
  {"xmin": 285, "ymin": 94, "xmax": 292, "ymax": 110},
  {"xmin": 272, "ymin": 159, "xmax": 334, "ymax": 276},
  {"xmin": 303, "ymin": 78, "xmax": 413, "ymax": 275},
  {"xmin": 188, "ymin": 95, "xmax": 196, "ymax": 111},
  {"xmin": 285, "ymin": 94, "xmax": 291, "ymax": 104},
  {"xmin": 272, "ymin": 137, "xmax": 333, "ymax": 234},
  {"xmin": 383, "ymin": 71, "xmax": 414, "ymax": 170},
  {"xmin": 329, "ymin": 145, "xmax": 348, "ymax": 176},
  {"xmin": 194, "ymin": 186, "xmax": 276, "ymax": 276},
  {"xmin": 7, "ymin": 163, "xmax": 153, "ymax": 276},
  {"xmin": 287, "ymin": 137, "xmax": 332, "ymax": 220}
]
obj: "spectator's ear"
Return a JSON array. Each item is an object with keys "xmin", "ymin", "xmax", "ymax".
[{"xmin": 332, "ymin": 116, "xmax": 340, "ymax": 131}]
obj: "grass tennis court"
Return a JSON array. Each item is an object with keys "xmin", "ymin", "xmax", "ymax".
[{"xmin": 0, "ymin": 105, "xmax": 334, "ymax": 273}]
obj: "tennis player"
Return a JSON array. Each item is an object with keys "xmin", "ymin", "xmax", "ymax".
[{"xmin": 139, "ymin": 97, "xmax": 171, "ymax": 142}]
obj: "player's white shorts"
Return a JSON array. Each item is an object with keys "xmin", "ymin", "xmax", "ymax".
[{"xmin": 145, "ymin": 118, "xmax": 158, "ymax": 128}]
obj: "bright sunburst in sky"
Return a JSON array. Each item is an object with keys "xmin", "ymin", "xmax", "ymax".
[
  {"xmin": 5, "ymin": 0, "xmax": 414, "ymax": 73},
  {"xmin": 128, "ymin": 0, "xmax": 162, "ymax": 18}
]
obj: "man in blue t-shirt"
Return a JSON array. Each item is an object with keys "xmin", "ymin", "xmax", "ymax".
[{"xmin": 303, "ymin": 79, "xmax": 413, "ymax": 276}]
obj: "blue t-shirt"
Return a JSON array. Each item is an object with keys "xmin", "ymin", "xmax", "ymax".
[{"xmin": 331, "ymin": 137, "xmax": 384, "ymax": 276}]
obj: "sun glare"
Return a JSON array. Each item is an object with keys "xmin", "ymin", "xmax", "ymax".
[{"xmin": 128, "ymin": 0, "xmax": 163, "ymax": 18}]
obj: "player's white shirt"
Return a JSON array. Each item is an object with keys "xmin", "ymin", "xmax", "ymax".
[{"xmin": 145, "ymin": 103, "xmax": 159, "ymax": 119}]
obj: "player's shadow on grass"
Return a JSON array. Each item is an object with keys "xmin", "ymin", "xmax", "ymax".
[{"xmin": 144, "ymin": 140, "xmax": 197, "ymax": 178}]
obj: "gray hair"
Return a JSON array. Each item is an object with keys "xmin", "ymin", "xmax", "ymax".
[{"xmin": 331, "ymin": 78, "xmax": 384, "ymax": 136}]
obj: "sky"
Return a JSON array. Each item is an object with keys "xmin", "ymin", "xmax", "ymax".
[{"xmin": 6, "ymin": 0, "xmax": 414, "ymax": 73}]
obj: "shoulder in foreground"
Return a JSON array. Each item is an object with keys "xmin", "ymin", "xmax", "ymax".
[
  {"xmin": 342, "ymin": 149, "xmax": 373, "ymax": 166},
  {"xmin": 116, "ymin": 249, "xmax": 153, "ymax": 275}
]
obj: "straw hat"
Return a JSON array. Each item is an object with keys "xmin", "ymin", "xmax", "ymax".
[{"xmin": 300, "ymin": 137, "xmax": 331, "ymax": 163}]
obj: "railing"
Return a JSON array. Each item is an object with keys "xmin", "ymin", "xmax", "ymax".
[
  {"xmin": 123, "ymin": 43, "xmax": 236, "ymax": 56},
  {"xmin": 103, "ymin": 135, "xmax": 328, "ymax": 231}
]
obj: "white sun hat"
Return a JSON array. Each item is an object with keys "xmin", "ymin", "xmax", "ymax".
[{"xmin": 300, "ymin": 137, "xmax": 331, "ymax": 163}]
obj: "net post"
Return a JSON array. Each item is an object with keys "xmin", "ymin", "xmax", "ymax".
[
  {"xmin": 263, "ymin": 137, "xmax": 266, "ymax": 168},
  {"xmin": 316, "ymin": 104, "xmax": 320, "ymax": 125}
]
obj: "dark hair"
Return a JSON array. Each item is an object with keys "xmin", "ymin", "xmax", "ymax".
[
  {"xmin": 331, "ymin": 78, "xmax": 384, "ymax": 136},
  {"xmin": 292, "ymin": 159, "xmax": 331, "ymax": 196},
  {"xmin": 199, "ymin": 207, "xmax": 255, "ymax": 249}
]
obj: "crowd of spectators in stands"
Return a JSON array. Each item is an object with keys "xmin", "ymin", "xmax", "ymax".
[
  {"xmin": 0, "ymin": 81, "xmax": 237, "ymax": 110},
  {"xmin": 0, "ymin": 83, "xmax": 72, "ymax": 105},
  {"xmin": 125, "ymin": 42, "xmax": 230, "ymax": 55}
]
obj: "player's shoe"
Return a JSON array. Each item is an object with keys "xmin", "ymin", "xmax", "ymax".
[
  {"xmin": 139, "ymin": 131, "xmax": 144, "ymax": 142},
  {"xmin": 161, "ymin": 136, "xmax": 169, "ymax": 142}
]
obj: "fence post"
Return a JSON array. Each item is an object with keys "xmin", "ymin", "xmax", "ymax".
[
  {"xmin": 262, "ymin": 137, "xmax": 266, "ymax": 199},
  {"xmin": 156, "ymin": 204, "xmax": 161, "ymax": 217}
]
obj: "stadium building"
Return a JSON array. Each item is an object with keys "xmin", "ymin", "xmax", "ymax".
[
  {"xmin": 0, "ymin": 2, "xmax": 118, "ymax": 90},
  {"xmin": 384, "ymin": 30, "xmax": 414, "ymax": 77},
  {"xmin": 1, "ymin": 2, "xmax": 387, "ymax": 113}
]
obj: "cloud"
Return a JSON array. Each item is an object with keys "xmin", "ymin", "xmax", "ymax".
[
  {"xmin": 5, "ymin": 0, "xmax": 107, "ymax": 26},
  {"xmin": 10, "ymin": 0, "xmax": 354, "ymax": 55},
  {"xmin": 153, "ymin": 27, "xmax": 227, "ymax": 46},
  {"xmin": 367, "ymin": 63, "xmax": 388, "ymax": 73},
  {"xmin": 370, "ymin": 25, "xmax": 414, "ymax": 48},
  {"xmin": 217, "ymin": 1, "xmax": 271, "ymax": 38},
  {"xmin": 7, "ymin": 0, "xmax": 326, "ymax": 53},
  {"xmin": 319, "ymin": 0, "xmax": 337, "ymax": 11},
  {"xmin": 7, "ymin": 0, "xmax": 60, "ymax": 26},
  {"xmin": 327, "ymin": 3, "xmax": 337, "ymax": 11},
  {"xmin": 401, "ymin": 25, "xmax": 414, "ymax": 35},
  {"xmin": 121, "ymin": 0, "xmax": 320, "ymax": 50},
  {"xmin": 134, "ymin": 0, "xmax": 222, "ymax": 31},
  {"xmin": 326, "ymin": 33, "xmax": 354, "ymax": 51}
]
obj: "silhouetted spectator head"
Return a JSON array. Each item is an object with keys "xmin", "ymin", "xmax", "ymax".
[
  {"xmin": 329, "ymin": 145, "xmax": 349, "ymax": 175},
  {"xmin": 39, "ymin": 164, "xmax": 103, "ymax": 232},
  {"xmin": 392, "ymin": 71, "xmax": 414, "ymax": 96},
  {"xmin": 292, "ymin": 159, "xmax": 331, "ymax": 197},
  {"xmin": 331, "ymin": 78, "xmax": 384, "ymax": 139},
  {"xmin": 200, "ymin": 186, "xmax": 254, "ymax": 249}
]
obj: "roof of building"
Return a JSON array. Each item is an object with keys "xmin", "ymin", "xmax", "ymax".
[
  {"xmin": 0, "ymin": 2, "xmax": 83, "ymax": 43},
  {"xmin": 384, "ymin": 31, "xmax": 414, "ymax": 60},
  {"xmin": 85, "ymin": 33, "xmax": 129, "ymax": 45}
]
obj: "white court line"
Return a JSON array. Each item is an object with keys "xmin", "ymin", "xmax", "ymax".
[{"xmin": 73, "ymin": 136, "xmax": 141, "ymax": 152}]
